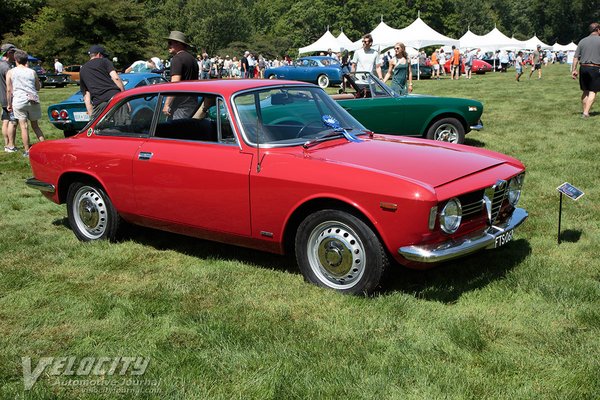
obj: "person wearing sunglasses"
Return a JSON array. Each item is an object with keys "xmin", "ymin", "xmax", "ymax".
[
  {"xmin": 351, "ymin": 34, "xmax": 383, "ymax": 79},
  {"xmin": 382, "ymin": 42, "xmax": 413, "ymax": 95}
]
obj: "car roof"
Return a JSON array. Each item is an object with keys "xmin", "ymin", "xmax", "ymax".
[
  {"xmin": 114, "ymin": 79, "xmax": 314, "ymax": 99},
  {"xmin": 119, "ymin": 72, "xmax": 163, "ymax": 86},
  {"xmin": 300, "ymin": 56, "xmax": 337, "ymax": 61}
]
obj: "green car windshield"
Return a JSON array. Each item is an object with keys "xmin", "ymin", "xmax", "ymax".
[{"xmin": 234, "ymin": 86, "xmax": 367, "ymax": 147}]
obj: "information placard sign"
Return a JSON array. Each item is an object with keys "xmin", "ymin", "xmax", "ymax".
[{"xmin": 556, "ymin": 182, "xmax": 584, "ymax": 201}]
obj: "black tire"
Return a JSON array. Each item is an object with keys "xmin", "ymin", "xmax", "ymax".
[
  {"xmin": 64, "ymin": 130, "xmax": 77, "ymax": 138},
  {"xmin": 66, "ymin": 182, "xmax": 121, "ymax": 242},
  {"xmin": 295, "ymin": 209, "xmax": 388, "ymax": 294},
  {"xmin": 425, "ymin": 117, "xmax": 465, "ymax": 144},
  {"xmin": 317, "ymin": 74, "xmax": 330, "ymax": 89}
]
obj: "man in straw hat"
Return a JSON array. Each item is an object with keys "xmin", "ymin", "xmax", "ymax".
[{"xmin": 162, "ymin": 31, "xmax": 199, "ymax": 119}]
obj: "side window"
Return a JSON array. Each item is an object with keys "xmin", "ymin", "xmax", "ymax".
[
  {"xmin": 154, "ymin": 93, "xmax": 235, "ymax": 144},
  {"xmin": 215, "ymin": 98, "xmax": 236, "ymax": 143},
  {"xmin": 94, "ymin": 94, "xmax": 158, "ymax": 136}
]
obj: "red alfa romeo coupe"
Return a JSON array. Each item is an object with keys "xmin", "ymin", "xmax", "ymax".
[{"xmin": 27, "ymin": 80, "xmax": 527, "ymax": 294}]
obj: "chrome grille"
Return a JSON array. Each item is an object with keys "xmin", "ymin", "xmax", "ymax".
[
  {"xmin": 456, "ymin": 180, "xmax": 509, "ymax": 224},
  {"xmin": 484, "ymin": 180, "xmax": 508, "ymax": 223}
]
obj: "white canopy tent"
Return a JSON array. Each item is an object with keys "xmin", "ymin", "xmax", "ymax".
[
  {"xmin": 502, "ymin": 36, "xmax": 526, "ymax": 50},
  {"xmin": 522, "ymin": 35, "xmax": 552, "ymax": 50},
  {"xmin": 299, "ymin": 29, "xmax": 344, "ymax": 54},
  {"xmin": 349, "ymin": 20, "xmax": 403, "ymax": 51},
  {"xmin": 476, "ymin": 27, "xmax": 516, "ymax": 51},
  {"xmin": 394, "ymin": 17, "xmax": 459, "ymax": 50},
  {"xmin": 459, "ymin": 29, "xmax": 484, "ymax": 50},
  {"xmin": 336, "ymin": 31, "xmax": 354, "ymax": 51},
  {"xmin": 552, "ymin": 42, "xmax": 577, "ymax": 52}
]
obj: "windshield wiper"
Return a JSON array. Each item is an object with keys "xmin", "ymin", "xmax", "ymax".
[
  {"xmin": 303, "ymin": 115, "xmax": 363, "ymax": 148},
  {"xmin": 303, "ymin": 130, "xmax": 347, "ymax": 148}
]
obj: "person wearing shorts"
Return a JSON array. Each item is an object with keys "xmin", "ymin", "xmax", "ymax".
[
  {"xmin": 431, "ymin": 49, "xmax": 439, "ymax": 79},
  {"xmin": 515, "ymin": 51, "xmax": 524, "ymax": 82},
  {"xmin": 6, "ymin": 49, "xmax": 45, "ymax": 156},
  {"xmin": 572, "ymin": 22, "xmax": 600, "ymax": 118},
  {"xmin": 1, "ymin": 43, "xmax": 18, "ymax": 152},
  {"xmin": 528, "ymin": 45, "xmax": 543, "ymax": 79}
]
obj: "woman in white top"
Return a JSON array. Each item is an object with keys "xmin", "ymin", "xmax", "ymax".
[{"xmin": 6, "ymin": 49, "xmax": 45, "ymax": 156}]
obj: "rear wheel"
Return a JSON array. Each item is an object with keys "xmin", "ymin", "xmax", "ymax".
[
  {"xmin": 63, "ymin": 130, "xmax": 77, "ymax": 138},
  {"xmin": 268, "ymin": 74, "xmax": 277, "ymax": 79},
  {"xmin": 426, "ymin": 117, "xmax": 465, "ymax": 144},
  {"xmin": 66, "ymin": 182, "xmax": 121, "ymax": 242},
  {"xmin": 317, "ymin": 74, "xmax": 330, "ymax": 89},
  {"xmin": 295, "ymin": 210, "xmax": 388, "ymax": 294}
]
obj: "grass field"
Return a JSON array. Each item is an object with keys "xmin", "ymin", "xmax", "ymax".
[{"xmin": 1, "ymin": 64, "xmax": 599, "ymax": 399}]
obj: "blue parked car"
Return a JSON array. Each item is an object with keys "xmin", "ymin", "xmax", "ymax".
[
  {"xmin": 48, "ymin": 73, "xmax": 167, "ymax": 137},
  {"xmin": 265, "ymin": 56, "xmax": 343, "ymax": 89}
]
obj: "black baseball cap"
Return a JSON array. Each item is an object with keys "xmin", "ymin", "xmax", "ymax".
[{"xmin": 88, "ymin": 45, "xmax": 108, "ymax": 56}]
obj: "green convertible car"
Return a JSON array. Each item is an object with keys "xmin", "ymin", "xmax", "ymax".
[{"xmin": 331, "ymin": 72, "xmax": 483, "ymax": 144}]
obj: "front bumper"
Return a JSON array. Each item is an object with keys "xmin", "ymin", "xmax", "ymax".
[
  {"xmin": 26, "ymin": 178, "xmax": 56, "ymax": 194},
  {"xmin": 470, "ymin": 119, "xmax": 484, "ymax": 131},
  {"xmin": 398, "ymin": 207, "xmax": 528, "ymax": 263}
]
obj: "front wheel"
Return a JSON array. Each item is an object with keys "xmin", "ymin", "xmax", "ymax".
[
  {"xmin": 268, "ymin": 74, "xmax": 277, "ymax": 79},
  {"xmin": 66, "ymin": 182, "xmax": 121, "ymax": 242},
  {"xmin": 426, "ymin": 117, "xmax": 465, "ymax": 144},
  {"xmin": 295, "ymin": 210, "xmax": 388, "ymax": 294},
  {"xmin": 317, "ymin": 74, "xmax": 330, "ymax": 89}
]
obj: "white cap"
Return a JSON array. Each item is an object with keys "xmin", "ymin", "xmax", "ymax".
[{"xmin": 151, "ymin": 57, "xmax": 163, "ymax": 70}]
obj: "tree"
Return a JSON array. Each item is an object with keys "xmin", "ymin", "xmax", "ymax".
[{"xmin": 15, "ymin": 0, "xmax": 150, "ymax": 67}]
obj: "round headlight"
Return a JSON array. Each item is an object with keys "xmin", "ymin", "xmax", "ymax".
[
  {"xmin": 440, "ymin": 198, "xmax": 462, "ymax": 234},
  {"xmin": 508, "ymin": 174, "xmax": 525, "ymax": 206}
]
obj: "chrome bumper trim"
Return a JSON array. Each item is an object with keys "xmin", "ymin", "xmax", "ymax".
[
  {"xmin": 470, "ymin": 120, "xmax": 484, "ymax": 131},
  {"xmin": 26, "ymin": 178, "xmax": 56, "ymax": 194},
  {"xmin": 398, "ymin": 208, "xmax": 528, "ymax": 263}
]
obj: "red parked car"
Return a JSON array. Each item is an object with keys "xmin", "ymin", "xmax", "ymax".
[
  {"xmin": 26, "ymin": 80, "xmax": 527, "ymax": 294},
  {"xmin": 444, "ymin": 59, "xmax": 493, "ymax": 75}
]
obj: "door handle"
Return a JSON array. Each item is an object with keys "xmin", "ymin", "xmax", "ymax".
[{"xmin": 138, "ymin": 152, "xmax": 153, "ymax": 160}]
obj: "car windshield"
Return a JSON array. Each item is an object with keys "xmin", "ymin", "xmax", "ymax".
[
  {"xmin": 344, "ymin": 72, "xmax": 396, "ymax": 98},
  {"xmin": 234, "ymin": 86, "xmax": 367, "ymax": 146}
]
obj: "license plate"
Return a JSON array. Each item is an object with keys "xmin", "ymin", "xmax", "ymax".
[
  {"xmin": 494, "ymin": 229, "xmax": 514, "ymax": 248},
  {"xmin": 73, "ymin": 112, "xmax": 90, "ymax": 122}
]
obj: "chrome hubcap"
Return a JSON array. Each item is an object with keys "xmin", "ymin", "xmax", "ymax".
[
  {"xmin": 318, "ymin": 76, "xmax": 329, "ymax": 88},
  {"xmin": 73, "ymin": 186, "xmax": 107, "ymax": 239},
  {"xmin": 307, "ymin": 221, "xmax": 365, "ymax": 289},
  {"xmin": 434, "ymin": 123, "xmax": 459, "ymax": 143}
]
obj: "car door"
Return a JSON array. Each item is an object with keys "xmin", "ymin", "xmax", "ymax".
[{"xmin": 132, "ymin": 94, "xmax": 252, "ymax": 236}]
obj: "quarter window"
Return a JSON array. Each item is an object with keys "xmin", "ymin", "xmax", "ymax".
[{"xmin": 94, "ymin": 94, "xmax": 159, "ymax": 136}]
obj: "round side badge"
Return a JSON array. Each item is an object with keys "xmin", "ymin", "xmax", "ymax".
[{"xmin": 87, "ymin": 128, "xmax": 93, "ymax": 137}]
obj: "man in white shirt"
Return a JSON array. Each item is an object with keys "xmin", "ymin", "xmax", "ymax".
[
  {"xmin": 54, "ymin": 58, "xmax": 63, "ymax": 74},
  {"xmin": 351, "ymin": 34, "xmax": 382, "ymax": 79}
]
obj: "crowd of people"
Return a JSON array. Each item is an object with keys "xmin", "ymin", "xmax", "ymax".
[{"xmin": 2, "ymin": 24, "xmax": 599, "ymax": 156}]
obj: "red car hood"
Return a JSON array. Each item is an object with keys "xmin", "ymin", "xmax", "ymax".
[{"xmin": 305, "ymin": 136, "xmax": 508, "ymax": 188}]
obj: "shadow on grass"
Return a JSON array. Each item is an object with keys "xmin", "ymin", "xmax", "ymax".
[
  {"xmin": 381, "ymin": 239, "xmax": 532, "ymax": 303},
  {"xmin": 52, "ymin": 216, "xmax": 532, "ymax": 300},
  {"xmin": 559, "ymin": 229, "xmax": 581, "ymax": 243},
  {"xmin": 121, "ymin": 225, "xmax": 297, "ymax": 274},
  {"xmin": 463, "ymin": 137, "xmax": 486, "ymax": 148}
]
